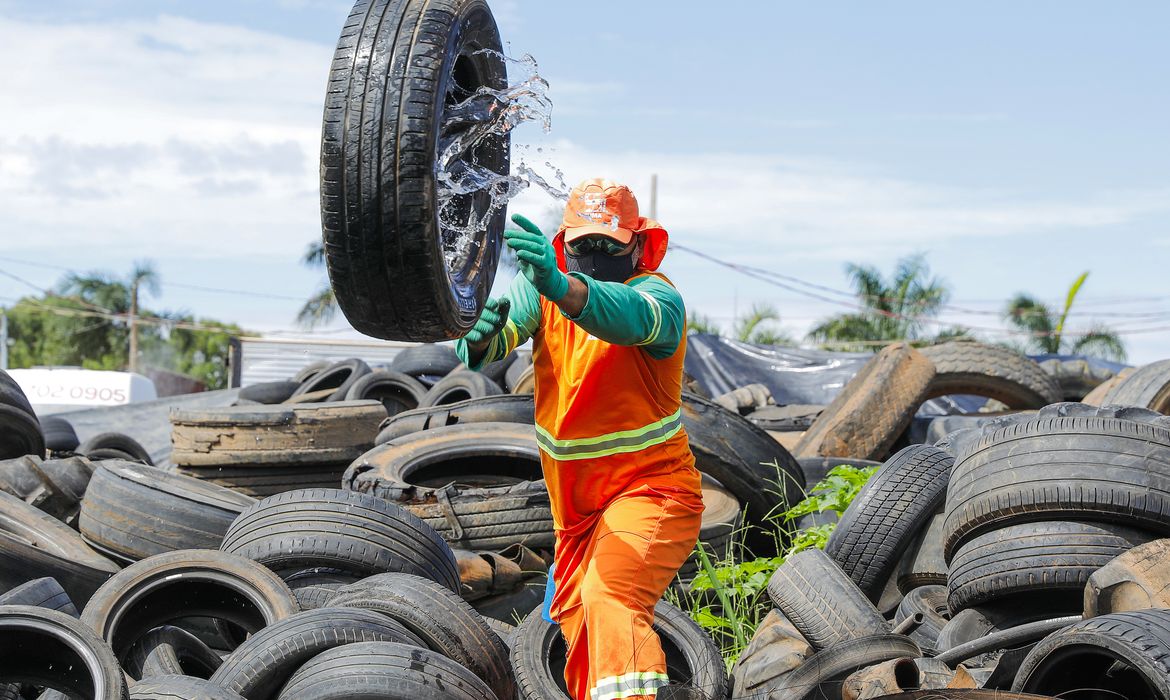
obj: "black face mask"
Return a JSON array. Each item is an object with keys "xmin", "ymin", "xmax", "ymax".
[{"xmin": 565, "ymin": 250, "xmax": 636, "ymax": 283}]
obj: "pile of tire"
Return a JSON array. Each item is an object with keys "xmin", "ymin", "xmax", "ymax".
[{"xmin": 732, "ymin": 364, "xmax": 1170, "ymax": 700}]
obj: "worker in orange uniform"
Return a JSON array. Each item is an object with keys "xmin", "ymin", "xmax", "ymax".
[{"xmin": 456, "ymin": 178, "xmax": 705, "ymax": 700}]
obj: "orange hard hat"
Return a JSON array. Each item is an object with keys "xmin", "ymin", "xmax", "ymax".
[{"xmin": 553, "ymin": 178, "xmax": 669, "ymax": 272}]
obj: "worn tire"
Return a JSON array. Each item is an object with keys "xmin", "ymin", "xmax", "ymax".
[
  {"xmin": 826, "ymin": 445, "xmax": 953, "ymax": 601},
  {"xmin": 322, "ymin": 0, "xmax": 509, "ymax": 342},
  {"xmin": 1085, "ymin": 538, "xmax": 1170, "ymax": 617},
  {"xmin": 344, "ymin": 369, "xmax": 428, "ymax": 416},
  {"xmin": 0, "ymin": 605, "xmax": 127, "ymax": 699},
  {"xmin": 328, "ymin": 573, "xmax": 513, "ymax": 700},
  {"xmin": 345, "ymin": 423, "xmax": 552, "ymax": 551},
  {"xmin": 420, "ymin": 371, "xmax": 505, "ymax": 407},
  {"xmin": 173, "ymin": 463, "xmax": 349, "ymax": 499},
  {"xmin": 375, "ymin": 394, "xmax": 535, "ymax": 444},
  {"xmin": 895, "ymin": 512, "xmax": 948, "ymax": 592},
  {"xmin": 943, "ymin": 403, "xmax": 1170, "ymax": 560},
  {"xmin": 1082, "ymin": 367, "xmax": 1134, "ymax": 406},
  {"xmin": 921, "ymin": 340, "xmax": 1062, "ymax": 408},
  {"xmin": 894, "ymin": 585, "xmax": 950, "ymax": 655},
  {"xmin": 1012, "ymin": 609, "xmax": 1170, "ymax": 698},
  {"xmin": 389, "ymin": 345, "xmax": 463, "ymax": 377},
  {"xmin": 948, "ymin": 520, "xmax": 1153, "ymax": 613},
  {"xmin": 0, "ymin": 576, "xmax": 78, "ymax": 617},
  {"xmin": 1100, "ymin": 359, "xmax": 1170, "ymax": 413},
  {"xmin": 503, "ymin": 352, "xmax": 532, "ymax": 393},
  {"xmin": 509, "ymin": 364, "xmax": 535, "ymax": 395},
  {"xmin": 0, "ymin": 369, "xmax": 44, "ymax": 460},
  {"xmin": 40, "ymin": 416, "xmax": 80, "ymax": 453},
  {"xmin": 290, "ymin": 359, "xmax": 371, "ymax": 402},
  {"xmin": 82, "ymin": 549, "xmax": 299, "ymax": 660},
  {"xmin": 510, "ymin": 601, "xmax": 727, "ymax": 700},
  {"xmin": 796, "ymin": 343, "xmax": 936, "ymax": 461},
  {"xmin": 220, "ymin": 488, "xmax": 460, "ymax": 592},
  {"xmin": 293, "ymin": 584, "xmax": 341, "ymax": 611},
  {"xmin": 0, "ymin": 490, "xmax": 119, "ymax": 607},
  {"xmin": 276, "ymin": 641, "xmax": 496, "ymax": 700},
  {"xmin": 79, "ymin": 432, "xmax": 154, "ymax": 465},
  {"xmin": 749, "ymin": 633, "xmax": 920, "ymax": 700},
  {"xmin": 766, "ymin": 548, "xmax": 890, "ymax": 650},
  {"xmin": 238, "ymin": 381, "xmax": 300, "ymax": 405},
  {"xmin": 125, "ymin": 625, "xmax": 223, "ymax": 680},
  {"xmin": 79, "ymin": 461, "xmax": 256, "ymax": 562},
  {"xmin": 208, "ymin": 607, "xmax": 424, "ymax": 700},
  {"xmin": 171, "ymin": 401, "xmax": 386, "ymax": 468},
  {"xmin": 129, "ymin": 675, "xmax": 246, "ymax": 700},
  {"xmin": 935, "ymin": 603, "xmax": 1066, "ymax": 652}
]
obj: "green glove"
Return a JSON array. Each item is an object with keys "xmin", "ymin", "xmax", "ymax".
[
  {"xmin": 465, "ymin": 297, "xmax": 511, "ymax": 348},
  {"xmin": 504, "ymin": 214, "xmax": 570, "ymax": 302}
]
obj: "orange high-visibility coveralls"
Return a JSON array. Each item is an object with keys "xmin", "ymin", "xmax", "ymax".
[{"xmin": 458, "ymin": 230, "xmax": 702, "ymax": 700}]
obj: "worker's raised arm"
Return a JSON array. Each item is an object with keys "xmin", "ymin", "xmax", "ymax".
[
  {"xmin": 455, "ymin": 272, "xmax": 542, "ymax": 371},
  {"xmin": 560, "ymin": 273, "xmax": 684, "ymax": 359}
]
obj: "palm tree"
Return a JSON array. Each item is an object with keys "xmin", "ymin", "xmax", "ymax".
[
  {"xmin": 686, "ymin": 311, "xmax": 721, "ymax": 336},
  {"xmin": 298, "ymin": 241, "xmax": 337, "ymax": 328},
  {"xmin": 127, "ymin": 260, "xmax": 160, "ymax": 373},
  {"xmin": 1005, "ymin": 271, "xmax": 1126, "ymax": 361},
  {"xmin": 733, "ymin": 303, "xmax": 794, "ymax": 346},
  {"xmin": 808, "ymin": 254, "xmax": 951, "ymax": 351}
]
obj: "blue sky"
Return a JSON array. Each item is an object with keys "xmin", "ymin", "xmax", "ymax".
[{"xmin": 0, "ymin": 1, "xmax": 1167, "ymax": 361}]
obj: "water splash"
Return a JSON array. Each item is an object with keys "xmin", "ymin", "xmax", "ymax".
[{"xmin": 435, "ymin": 50, "xmax": 568, "ymax": 271}]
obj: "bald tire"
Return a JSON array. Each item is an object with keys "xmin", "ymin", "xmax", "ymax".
[
  {"xmin": 0, "ymin": 577, "xmax": 78, "ymax": 617},
  {"xmin": 750, "ymin": 634, "xmax": 921, "ymax": 700},
  {"xmin": 276, "ymin": 641, "xmax": 495, "ymax": 700},
  {"xmin": 766, "ymin": 548, "xmax": 890, "ymax": 650},
  {"xmin": 1100, "ymin": 359, "xmax": 1170, "ymax": 413},
  {"xmin": 920, "ymin": 340, "xmax": 1062, "ymax": 408},
  {"xmin": 125, "ymin": 625, "xmax": 223, "ymax": 680},
  {"xmin": 0, "ymin": 605, "xmax": 127, "ymax": 700},
  {"xmin": 129, "ymin": 676, "xmax": 245, "ymax": 700},
  {"xmin": 824, "ymin": 445, "xmax": 953, "ymax": 602},
  {"xmin": 327, "ymin": 573, "xmax": 513, "ymax": 700},
  {"xmin": 795, "ymin": 343, "xmax": 936, "ymax": 460}
]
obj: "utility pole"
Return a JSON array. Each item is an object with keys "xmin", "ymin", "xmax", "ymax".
[
  {"xmin": 0, "ymin": 309, "xmax": 7, "ymax": 370},
  {"xmin": 128, "ymin": 279, "xmax": 138, "ymax": 374},
  {"xmin": 649, "ymin": 173, "xmax": 658, "ymax": 219}
]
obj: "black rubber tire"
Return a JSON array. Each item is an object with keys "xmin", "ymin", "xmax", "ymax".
[
  {"xmin": 894, "ymin": 585, "xmax": 950, "ymax": 655},
  {"xmin": 125, "ymin": 625, "xmax": 223, "ymax": 680},
  {"xmin": 389, "ymin": 345, "xmax": 463, "ymax": 378},
  {"xmin": 481, "ymin": 352, "xmax": 517, "ymax": 387},
  {"xmin": 825, "ymin": 445, "xmax": 953, "ymax": 602},
  {"xmin": 0, "ymin": 577, "xmax": 78, "ymax": 617},
  {"xmin": 766, "ymin": 548, "xmax": 890, "ymax": 650},
  {"xmin": 130, "ymin": 675, "xmax": 245, "ymax": 700},
  {"xmin": 895, "ymin": 512, "xmax": 948, "ymax": 592},
  {"xmin": 681, "ymin": 393, "xmax": 805, "ymax": 556},
  {"xmin": 947, "ymin": 520, "xmax": 1153, "ymax": 614},
  {"xmin": 1012, "ymin": 609, "xmax": 1170, "ymax": 698},
  {"xmin": 0, "ymin": 454, "xmax": 94, "ymax": 527},
  {"xmin": 220, "ymin": 488, "xmax": 460, "ymax": 592},
  {"xmin": 81, "ymin": 549, "xmax": 299, "ymax": 661},
  {"xmin": 420, "ymin": 371, "xmax": 505, "ymax": 407},
  {"xmin": 289, "ymin": 358, "xmax": 371, "ymax": 402},
  {"xmin": 484, "ymin": 617, "xmax": 515, "ymax": 650},
  {"xmin": 0, "ymin": 370, "xmax": 44, "ymax": 460},
  {"xmin": 920, "ymin": 340, "xmax": 1063, "ymax": 408},
  {"xmin": 375, "ymin": 394, "xmax": 535, "ymax": 444},
  {"xmin": 292, "ymin": 360, "xmax": 329, "ymax": 384},
  {"xmin": 795, "ymin": 343, "xmax": 936, "ymax": 461},
  {"xmin": 276, "ymin": 641, "xmax": 496, "ymax": 700},
  {"xmin": 238, "ymin": 381, "xmax": 301, "ymax": 405},
  {"xmin": 676, "ymin": 476, "xmax": 741, "ymax": 580},
  {"xmin": 293, "ymin": 584, "xmax": 340, "ymax": 611},
  {"xmin": 79, "ymin": 461, "xmax": 256, "ymax": 562},
  {"xmin": 173, "ymin": 463, "xmax": 349, "ymax": 499},
  {"xmin": 79, "ymin": 432, "xmax": 154, "ymax": 466},
  {"xmin": 504, "ymin": 353, "xmax": 533, "ymax": 393},
  {"xmin": 208, "ymin": 607, "xmax": 424, "ymax": 700},
  {"xmin": 40, "ymin": 416, "xmax": 80, "ymax": 453},
  {"xmin": 935, "ymin": 603, "xmax": 1066, "ymax": 652},
  {"xmin": 321, "ymin": 0, "xmax": 510, "ymax": 342},
  {"xmin": 1100, "ymin": 359, "xmax": 1170, "ymax": 413},
  {"xmin": 0, "ymin": 490, "xmax": 119, "ymax": 607},
  {"xmin": 0, "ymin": 604, "xmax": 127, "ymax": 699},
  {"xmin": 344, "ymin": 369, "xmax": 428, "ymax": 416},
  {"xmin": 328, "ymin": 573, "xmax": 513, "ymax": 700},
  {"xmin": 943, "ymin": 403, "xmax": 1170, "ymax": 560},
  {"xmin": 510, "ymin": 601, "xmax": 727, "ymax": 700},
  {"xmin": 747, "ymin": 633, "xmax": 921, "ymax": 700},
  {"xmin": 851, "ymin": 692, "xmax": 1052, "ymax": 700},
  {"xmin": 796, "ymin": 457, "xmax": 882, "ymax": 490},
  {"xmin": 345, "ymin": 423, "xmax": 552, "ymax": 551}
]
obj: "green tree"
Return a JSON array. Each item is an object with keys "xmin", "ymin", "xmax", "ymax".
[
  {"xmin": 127, "ymin": 260, "xmax": 160, "ymax": 373},
  {"xmin": 687, "ymin": 311, "xmax": 721, "ymax": 336},
  {"xmin": 808, "ymin": 254, "xmax": 952, "ymax": 351},
  {"xmin": 733, "ymin": 303, "xmax": 794, "ymax": 346},
  {"xmin": 1005, "ymin": 271, "xmax": 1126, "ymax": 362}
]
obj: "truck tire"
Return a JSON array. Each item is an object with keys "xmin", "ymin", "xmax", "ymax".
[
  {"xmin": 1100, "ymin": 359, "xmax": 1170, "ymax": 413},
  {"xmin": 276, "ymin": 641, "xmax": 495, "ymax": 700},
  {"xmin": 766, "ymin": 548, "xmax": 890, "ymax": 650},
  {"xmin": 0, "ymin": 605, "xmax": 127, "ymax": 699},
  {"xmin": 321, "ymin": 0, "xmax": 509, "ymax": 342},
  {"xmin": 825, "ymin": 445, "xmax": 953, "ymax": 602},
  {"xmin": 510, "ymin": 601, "xmax": 727, "ymax": 700},
  {"xmin": 208, "ymin": 608, "xmax": 424, "ymax": 700},
  {"xmin": 328, "ymin": 573, "xmax": 513, "ymax": 700},
  {"xmin": 1012, "ymin": 609, "xmax": 1170, "ymax": 699},
  {"xmin": 796, "ymin": 343, "xmax": 936, "ymax": 461},
  {"xmin": 345, "ymin": 423, "xmax": 552, "ymax": 551},
  {"xmin": 920, "ymin": 340, "xmax": 1062, "ymax": 408},
  {"xmin": 220, "ymin": 488, "xmax": 460, "ymax": 592},
  {"xmin": 79, "ymin": 461, "xmax": 256, "ymax": 562},
  {"xmin": 943, "ymin": 403, "xmax": 1170, "ymax": 559}
]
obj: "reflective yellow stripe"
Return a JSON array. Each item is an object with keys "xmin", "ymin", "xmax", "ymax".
[
  {"xmin": 590, "ymin": 672, "xmax": 670, "ymax": 700},
  {"xmin": 534, "ymin": 409, "xmax": 683, "ymax": 461},
  {"xmin": 635, "ymin": 290, "xmax": 663, "ymax": 346}
]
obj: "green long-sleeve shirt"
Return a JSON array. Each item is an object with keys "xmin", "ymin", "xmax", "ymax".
[{"xmin": 455, "ymin": 272, "xmax": 685, "ymax": 369}]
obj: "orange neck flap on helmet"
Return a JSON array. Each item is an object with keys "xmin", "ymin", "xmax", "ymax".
[{"xmin": 553, "ymin": 223, "xmax": 669, "ymax": 274}]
